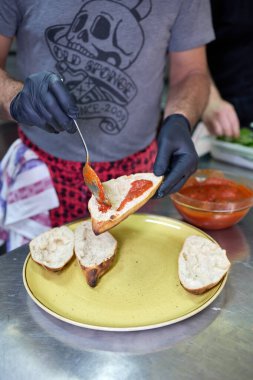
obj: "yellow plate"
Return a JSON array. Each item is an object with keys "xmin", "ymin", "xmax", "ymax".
[{"xmin": 23, "ymin": 214, "xmax": 228, "ymax": 331}]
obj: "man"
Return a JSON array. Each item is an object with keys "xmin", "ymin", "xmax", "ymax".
[
  {"xmin": 0, "ymin": 0, "xmax": 214, "ymax": 247},
  {"xmin": 203, "ymin": 0, "xmax": 253, "ymax": 137}
]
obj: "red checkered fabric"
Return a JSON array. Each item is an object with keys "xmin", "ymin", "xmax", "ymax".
[{"xmin": 18, "ymin": 128, "xmax": 157, "ymax": 227}]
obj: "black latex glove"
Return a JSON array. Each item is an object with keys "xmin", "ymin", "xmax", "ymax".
[
  {"xmin": 153, "ymin": 114, "xmax": 198, "ymax": 197},
  {"xmin": 10, "ymin": 71, "xmax": 78, "ymax": 133}
]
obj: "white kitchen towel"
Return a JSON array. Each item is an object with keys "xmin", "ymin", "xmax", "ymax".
[
  {"xmin": 0, "ymin": 139, "xmax": 59, "ymax": 252},
  {"xmin": 192, "ymin": 122, "xmax": 212, "ymax": 157}
]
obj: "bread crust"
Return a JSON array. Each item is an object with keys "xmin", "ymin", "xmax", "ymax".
[
  {"xmin": 89, "ymin": 176, "xmax": 163, "ymax": 235},
  {"xmin": 77, "ymin": 248, "xmax": 116, "ymax": 287},
  {"xmin": 180, "ymin": 274, "xmax": 227, "ymax": 295},
  {"xmin": 31, "ymin": 257, "xmax": 72, "ymax": 272}
]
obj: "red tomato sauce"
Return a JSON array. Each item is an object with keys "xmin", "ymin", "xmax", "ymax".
[
  {"xmin": 98, "ymin": 202, "xmax": 111, "ymax": 213},
  {"xmin": 179, "ymin": 177, "xmax": 253, "ymax": 203},
  {"xmin": 117, "ymin": 179, "xmax": 153, "ymax": 212},
  {"xmin": 83, "ymin": 163, "xmax": 112, "ymax": 213},
  {"xmin": 174, "ymin": 176, "xmax": 253, "ymax": 229}
]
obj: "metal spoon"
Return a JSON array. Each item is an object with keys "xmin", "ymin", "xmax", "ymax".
[{"xmin": 73, "ymin": 119, "xmax": 111, "ymax": 206}]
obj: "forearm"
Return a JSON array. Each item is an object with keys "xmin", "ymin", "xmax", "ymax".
[
  {"xmin": 164, "ymin": 71, "xmax": 210, "ymax": 129},
  {"xmin": 204, "ymin": 77, "xmax": 224, "ymax": 111},
  {"xmin": 0, "ymin": 68, "xmax": 23, "ymax": 121},
  {"xmin": 202, "ymin": 75, "xmax": 240, "ymax": 137}
]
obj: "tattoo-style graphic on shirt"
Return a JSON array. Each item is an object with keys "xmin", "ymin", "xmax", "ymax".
[{"xmin": 45, "ymin": 0, "xmax": 152, "ymax": 135}]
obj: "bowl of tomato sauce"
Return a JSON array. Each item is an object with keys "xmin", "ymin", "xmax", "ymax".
[{"xmin": 170, "ymin": 169, "xmax": 253, "ymax": 230}]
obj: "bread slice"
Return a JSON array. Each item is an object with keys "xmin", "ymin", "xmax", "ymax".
[
  {"xmin": 29, "ymin": 226, "xmax": 74, "ymax": 271},
  {"xmin": 74, "ymin": 220, "xmax": 117, "ymax": 287},
  {"xmin": 88, "ymin": 172, "xmax": 163, "ymax": 234},
  {"xmin": 178, "ymin": 235, "xmax": 231, "ymax": 294}
]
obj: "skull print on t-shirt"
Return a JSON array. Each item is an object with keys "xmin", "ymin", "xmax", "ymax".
[{"xmin": 45, "ymin": 0, "xmax": 152, "ymax": 135}]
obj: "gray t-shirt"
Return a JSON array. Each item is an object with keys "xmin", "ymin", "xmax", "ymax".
[{"xmin": 0, "ymin": 0, "xmax": 214, "ymax": 162}]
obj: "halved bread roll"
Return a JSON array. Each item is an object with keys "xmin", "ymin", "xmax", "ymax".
[
  {"xmin": 74, "ymin": 220, "xmax": 117, "ymax": 287},
  {"xmin": 178, "ymin": 235, "xmax": 231, "ymax": 294},
  {"xmin": 29, "ymin": 226, "xmax": 74, "ymax": 271},
  {"xmin": 88, "ymin": 172, "xmax": 163, "ymax": 235}
]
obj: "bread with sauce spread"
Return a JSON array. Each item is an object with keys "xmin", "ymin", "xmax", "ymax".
[
  {"xmin": 178, "ymin": 235, "xmax": 231, "ymax": 294},
  {"xmin": 29, "ymin": 226, "xmax": 74, "ymax": 271},
  {"xmin": 88, "ymin": 173, "xmax": 163, "ymax": 235},
  {"xmin": 74, "ymin": 220, "xmax": 117, "ymax": 287}
]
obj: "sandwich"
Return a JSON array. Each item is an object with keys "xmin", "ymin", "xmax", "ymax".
[
  {"xmin": 178, "ymin": 235, "xmax": 231, "ymax": 294},
  {"xmin": 74, "ymin": 220, "xmax": 117, "ymax": 287},
  {"xmin": 88, "ymin": 172, "xmax": 163, "ymax": 235},
  {"xmin": 29, "ymin": 226, "xmax": 74, "ymax": 271}
]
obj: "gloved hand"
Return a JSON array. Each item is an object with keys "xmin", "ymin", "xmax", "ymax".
[
  {"xmin": 10, "ymin": 71, "xmax": 78, "ymax": 133},
  {"xmin": 153, "ymin": 114, "xmax": 198, "ymax": 197}
]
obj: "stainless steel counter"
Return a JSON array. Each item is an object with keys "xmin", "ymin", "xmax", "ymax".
[{"xmin": 1, "ymin": 156, "xmax": 253, "ymax": 380}]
